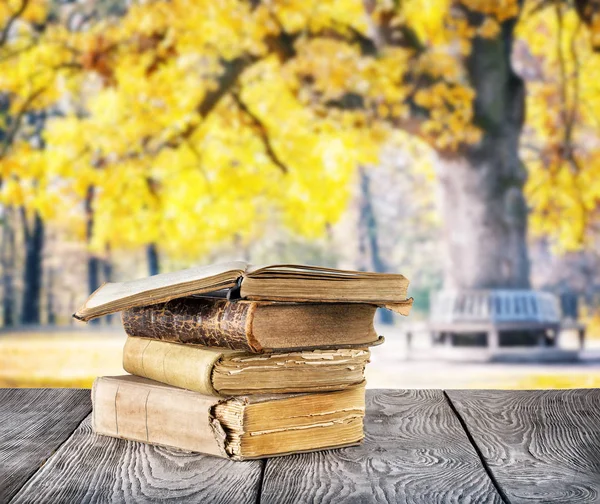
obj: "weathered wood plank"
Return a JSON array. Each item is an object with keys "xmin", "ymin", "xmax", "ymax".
[
  {"xmin": 0, "ymin": 388, "xmax": 91, "ymax": 503},
  {"xmin": 10, "ymin": 414, "xmax": 263, "ymax": 504},
  {"xmin": 446, "ymin": 389, "xmax": 600, "ymax": 503},
  {"xmin": 260, "ymin": 389, "xmax": 501, "ymax": 503}
]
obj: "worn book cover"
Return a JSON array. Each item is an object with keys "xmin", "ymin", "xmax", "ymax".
[
  {"xmin": 123, "ymin": 336, "xmax": 370, "ymax": 395},
  {"xmin": 92, "ymin": 375, "xmax": 365, "ymax": 460},
  {"xmin": 121, "ymin": 298, "xmax": 383, "ymax": 352}
]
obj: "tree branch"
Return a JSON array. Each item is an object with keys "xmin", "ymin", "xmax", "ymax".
[
  {"xmin": 568, "ymin": 18, "xmax": 582, "ymax": 146},
  {"xmin": 0, "ymin": 86, "xmax": 46, "ymax": 158},
  {"xmin": 93, "ymin": 32, "xmax": 291, "ymax": 164},
  {"xmin": 0, "ymin": 0, "xmax": 30, "ymax": 47},
  {"xmin": 198, "ymin": 56, "xmax": 257, "ymax": 117},
  {"xmin": 232, "ymin": 91, "xmax": 289, "ymax": 174},
  {"xmin": 361, "ymin": 1, "xmax": 424, "ymax": 52},
  {"xmin": 157, "ymin": 28, "xmax": 297, "ymax": 153},
  {"xmin": 575, "ymin": 0, "xmax": 600, "ymax": 51}
]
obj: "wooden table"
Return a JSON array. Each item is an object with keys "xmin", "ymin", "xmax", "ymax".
[{"xmin": 2, "ymin": 388, "xmax": 600, "ymax": 503}]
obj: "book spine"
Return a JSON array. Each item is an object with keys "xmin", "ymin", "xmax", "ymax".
[
  {"xmin": 122, "ymin": 337, "xmax": 222, "ymax": 396},
  {"xmin": 91, "ymin": 376, "xmax": 229, "ymax": 457},
  {"xmin": 121, "ymin": 298, "xmax": 258, "ymax": 352}
]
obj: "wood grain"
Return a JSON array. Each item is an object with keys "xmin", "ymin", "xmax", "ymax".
[
  {"xmin": 447, "ymin": 389, "xmax": 600, "ymax": 503},
  {"xmin": 10, "ymin": 414, "xmax": 264, "ymax": 504},
  {"xmin": 260, "ymin": 389, "xmax": 501, "ymax": 503},
  {"xmin": 0, "ymin": 388, "xmax": 91, "ymax": 503}
]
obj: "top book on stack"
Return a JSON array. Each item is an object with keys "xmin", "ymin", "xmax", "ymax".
[{"xmin": 74, "ymin": 261, "xmax": 413, "ymax": 352}]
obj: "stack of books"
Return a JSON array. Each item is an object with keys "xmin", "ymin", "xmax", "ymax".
[{"xmin": 76, "ymin": 262, "xmax": 411, "ymax": 460}]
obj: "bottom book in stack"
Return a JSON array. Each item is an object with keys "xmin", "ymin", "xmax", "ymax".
[{"xmin": 92, "ymin": 375, "xmax": 366, "ymax": 460}]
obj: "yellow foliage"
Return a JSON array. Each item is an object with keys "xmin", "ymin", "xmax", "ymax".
[
  {"xmin": 478, "ymin": 17, "xmax": 501, "ymax": 38},
  {"xmin": 401, "ymin": 0, "xmax": 451, "ymax": 45},
  {"xmin": 2, "ymin": 0, "xmax": 596, "ymax": 261},
  {"xmin": 460, "ymin": 0, "xmax": 520, "ymax": 22},
  {"xmin": 0, "ymin": 1, "xmax": 389, "ymax": 256},
  {"xmin": 0, "ymin": 0, "xmax": 47, "ymax": 26},
  {"xmin": 519, "ymin": 3, "xmax": 600, "ymax": 252}
]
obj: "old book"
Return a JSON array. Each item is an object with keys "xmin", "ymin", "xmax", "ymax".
[
  {"xmin": 123, "ymin": 336, "xmax": 370, "ymax": 395},
  {"xmin": 92, "ymin": 375, "xmax": 365, "ymax": 460},
  {"xmin": 122, "ymin": 298, "xmax": 382, "ymax": 352},
  {"xmin": 74, "ymin": 261, "xmax": 412, "ymax": 321}
]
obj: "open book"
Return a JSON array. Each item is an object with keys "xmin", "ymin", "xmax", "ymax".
[{"xmin": 74, "ymin": 261, "xmax": 412, "ymax": 322}]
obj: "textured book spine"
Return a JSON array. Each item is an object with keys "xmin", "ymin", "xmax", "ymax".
[
  {"xmin": 121, "ymin": 298, "xmax": 258, "ymax": 351},
  {"xmin": 91, "ymin": 376, "xmax": 229, "ymax": 457},
  {"xmin": 123, "ymin": 336, "xmax": 222, "ymax": 396}
]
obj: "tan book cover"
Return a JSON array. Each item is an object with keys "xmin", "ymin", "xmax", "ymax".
[
  {"xmin": 75, "ymin": 262, "xmax": 412, "ymax": 322},
  {"xmin": 123, "ymin": 336, "xmax": 370, "ymax": 395},
  {"xmin": 121, "ymin": 298, "xmax": 383, "ymax": 352},
  {"xmin": 92, "ymin": 375, "xmax": 365, "ymax": 460}
]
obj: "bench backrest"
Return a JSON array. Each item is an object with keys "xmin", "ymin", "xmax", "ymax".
[{"xmin": 430, "ymin": 290, "xmax": 561, "ymax": 324}]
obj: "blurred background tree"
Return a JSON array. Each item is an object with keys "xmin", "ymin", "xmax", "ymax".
[{"xmin": 1, "ymin": 0, "xmax": 600, "ymax": 327}]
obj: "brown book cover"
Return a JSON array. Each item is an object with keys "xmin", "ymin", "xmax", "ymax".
[
  {"xmin": 123, "ymin": 336, "xmax": 370, "ymax": 395},
  {"xmin": 92, "ymin": 375, "xmax": 365, "ymax": 460},
  {"xmin": 74, "ymin": 261, "xmax": 412, "ymax": 322},
  {"xmin": 122, "ymin": 298, "xmax": 384, "ymax": 352}
]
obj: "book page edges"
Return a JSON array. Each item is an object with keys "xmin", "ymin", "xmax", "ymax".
[
  {"xmin": 246, "ymin": 263, "xmax": 405, "ymax": 279},
  {"xmin": 260, "ymin": 335, "xmax": 384, "ymax": 353},
  {"xmin": 91, "ymin": 375, "xmax": 229, "ymax": 458},
  {"xmin": 384, "ymin": 297, "xmax": 414, "ymax": 315},
  {"xmin": 231, "ymin": 439, "xmax": 363, "ymax": 461},
  {"xmin": 122, "ymin": 337, "xmax": 223, "ymax": 396},
  {"xmin": 239, "ymin": 275, "xmax": 410, "ymax": 307},
  {"xmin": 242, "ymin": 295, "xmax": 414, "ymax": 315}
]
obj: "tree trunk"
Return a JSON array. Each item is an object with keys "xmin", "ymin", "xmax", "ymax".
[
  {"xmin": 358, "ymin": 166, "xmax": 394, "ymax": 324},
  {"xmin": 1, "ymin": 207, "xmax": 16, "ymax": 327},
  {"xmin": 437, "ymin": 13, "xmax": 530, "ymax": 290},
  {"xmin": 147, "ymin": 243, "xmax": 160, "ymax": 276},
  {"xmin": 86, "ymin": 186, "xmax": 101, "ymax": 325},
  {"xmin": 103, "ymin": 246, "xmax": 113, "ymax": 325},
  {"xmin": 88, "ymin": 255, "xmax": 100, "ymax": 296},
  {"xmin": 46, "ymin": 266, "xmax": 56, "ymax": 325},
  {"xmin": 21, "ymin": 209, "xmax": 44, "ymax": 325}
]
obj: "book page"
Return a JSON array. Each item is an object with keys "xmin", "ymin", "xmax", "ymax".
[
  {"xmin": 246, "ymin": 264, "xmax": 405, "ymax": 279},
  {"xmin": 75, "ymin": 261, "xmax": 247, "ymax": 320}
]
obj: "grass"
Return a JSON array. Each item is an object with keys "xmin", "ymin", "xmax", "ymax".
[
  {"xmin": 513, "ymin": 373, "xmax": 600, "ymax": 389},
  {"xmin": 0, "ymin": 331, "xmax": 125, "ymax": 388}
]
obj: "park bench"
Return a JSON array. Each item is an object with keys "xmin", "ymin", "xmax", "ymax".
[
  {"xmin": 423, "ymin": 289, "xmax": 584, "ymax": 362},
  {"xmin": 2, "ymin": 387, "xmax": 599, "ymax": 502}
]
